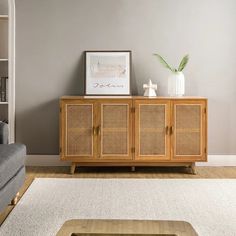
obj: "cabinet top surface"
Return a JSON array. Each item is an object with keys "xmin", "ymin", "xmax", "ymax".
[{"xmin": 60, "ymin": 95, "xmax": 207, "ymax": 100}]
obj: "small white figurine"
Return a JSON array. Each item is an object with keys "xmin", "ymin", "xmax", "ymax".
[{"xmin": 143, "ymin": 80, "xmax": 157, "ymax": 97}]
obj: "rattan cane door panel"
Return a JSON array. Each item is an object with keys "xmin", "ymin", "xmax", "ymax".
[
  {"xmin": 99, "ymin": 101, "xmax": 132, "ymax": 160},
  {"xmin": 65, "ymin": 103, "xmax": 95, "ymax": 158},
  {"xmin": 172, "ymin": 101, "xmax": 207, "ymax": 161},
  {"xmin": 135, "ymin": 100, "xmax": 171, "ymax": 160}
]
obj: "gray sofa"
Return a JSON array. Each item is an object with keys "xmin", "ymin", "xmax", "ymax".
[{"xmin": 0, "ymin": 122, "xmax": 26, "ymax": 212}]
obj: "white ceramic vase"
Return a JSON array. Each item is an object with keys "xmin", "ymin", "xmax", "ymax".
[{"xmin": 168, "ymin": 71, "xmax": 185, "ymax": 97}]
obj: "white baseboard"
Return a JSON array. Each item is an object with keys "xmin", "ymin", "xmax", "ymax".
[
  {"xmin": 26, "ymin": 155, "xmax": 236, "ymax": 167},
  {"xmin": 196, "ymin": 155, "xmax": 236, "ymax": 167}
]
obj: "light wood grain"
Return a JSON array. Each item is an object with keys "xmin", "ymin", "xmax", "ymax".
[
  {"xmin": 135, "ymin": 99, "xmax": 171, "ymax": 161},
  {"xmin": 56, "ymin": 219, "xmax": 198, "ymax": 236},
  {"xmin": 99, "ymin": 100, "xmax": 133, "ymax": 160},
  {"xmin": 61, "ymin": 96, "xmax": 207, "ymax": 100},
  {"xmin": 60, "ymin": 97, "xmax": 207, "ymax": 173},
  {"xmin": 171, "ymin": 100, "xmax": 207, "ymax": 162}
]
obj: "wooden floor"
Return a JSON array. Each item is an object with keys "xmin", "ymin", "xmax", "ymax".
[{"xmin": 1, "ymin": 166, "xmax": 236, "ymax": 226}]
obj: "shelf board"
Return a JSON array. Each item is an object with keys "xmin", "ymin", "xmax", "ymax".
[
  {"xmin": 0, "ymin": 59, "xmax": 8, "ymax": 62},
  {"xmin": 0, "ymin": 102, "xmax": 8, "ymax": 104},
  {"xmin": 0, "ymin": 15, "xmax": 8, "ymax": 19}
]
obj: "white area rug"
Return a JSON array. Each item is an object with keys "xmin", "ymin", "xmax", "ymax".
[{"xmin": 1, "ymin": 178, "xmax": 236, "ymax": 236}]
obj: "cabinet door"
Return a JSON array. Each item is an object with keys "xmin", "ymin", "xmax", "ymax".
[
  {"xmin": 135, "ymin": 100, "xmax": 171, "ymax": 160},
  {"xmin": 172, "ymin": 100, "xmax": 207, "ymax": 161},
  {"xmin": 60, "ymin": 100, "xmax": 97, "ymax": 159},
  {"xmin": 99, "ymin": 100, "xmax": 132, "ymax": 160}
]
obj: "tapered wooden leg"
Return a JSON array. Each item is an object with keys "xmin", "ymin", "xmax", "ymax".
[
  {"xmin": 70, "ymin": 162, "xmax": 76, "ymax": 175},
  {"xmin": 190, "ymin": 163, "xmax": 197, "ymax": 175},
  {"xmin": 131, "ymin": 166, "xmax": 135, "ymax": 172},
  {"xmin": 11, "ymin": 192, "xmax": 20, "ymax": 205}
]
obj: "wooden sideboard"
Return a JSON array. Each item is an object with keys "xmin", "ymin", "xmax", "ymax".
[{"xmin": 60, "ymin": 96, "xmax": 207, "ymax": 174}]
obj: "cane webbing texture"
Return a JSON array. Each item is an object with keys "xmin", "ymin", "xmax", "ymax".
[
  {"xmin": 175, "ymin": 105, "xmax": 201, "ymax": 155},
  {"xmin": 102, "ymin": 105, "xmax": 128, "ymax": 155},
  {"xmin": 139, "ymin": 105, "xmax": 166, "ymax": 155},
  {"xmin": 103, "ymin": 131, "xmax": 128, "ymax": 155},
  {"xmin": 140, "ymin": 132, "xmax": 165, "ymax": 155},
  {"xmin": 66, "ymin": 104, "xmax": 93, "ymax": 156}
]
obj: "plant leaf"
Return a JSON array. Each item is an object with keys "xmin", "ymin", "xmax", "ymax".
[
  {"xmin": 178, "ymin": 54, "xmax": 189, "ymax": 71},
  {"xmin": 153, "ymin": 53, "xmax": 175, "ymax": 72}
]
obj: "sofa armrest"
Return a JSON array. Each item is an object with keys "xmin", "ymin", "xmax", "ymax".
[{"xmin": 0, "ymin": 121, "xmax": 9, "ymax": 144}]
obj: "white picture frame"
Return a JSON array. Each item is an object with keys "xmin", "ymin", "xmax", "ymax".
[{"xmin": 85, "ymin": 51, "xmax": 131, "ymax": 95}]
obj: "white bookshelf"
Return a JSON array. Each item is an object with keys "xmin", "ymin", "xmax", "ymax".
[
  {"xmin": 0, "ymin": 0, "xmax": 15, "ymax": 143},
  {"xmin": 0, "ymin": 15, "xmax": 8, "ymax": 19}
]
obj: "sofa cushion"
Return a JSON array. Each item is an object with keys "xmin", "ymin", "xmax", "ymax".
[
  {"xmin": 0, "ymin": 166, "xmax": 25, "ymax": 213},
  {"xmin": 0, "ymin": 144, "xmax": 26, "ymax": 189}
]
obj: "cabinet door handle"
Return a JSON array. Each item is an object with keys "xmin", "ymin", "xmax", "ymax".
[
  {"xmin": 93, "ymin": 126, "xmax": 96, "ymax": 135},
  {"xmin": 97, "ymin": 126, "xmax": 101, "ymax": 136},
  {"xmin": 165, "ymin": 126, "xmax": 169, "ymax": 135},
  {"xmin": 170, "ymin": 126, "xmax": 173, "ymax": 135}
]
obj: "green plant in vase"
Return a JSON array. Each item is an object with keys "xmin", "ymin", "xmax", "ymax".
[{"xmin": 154, "ymin": 53, "xmax": 189, "ymax": 96}]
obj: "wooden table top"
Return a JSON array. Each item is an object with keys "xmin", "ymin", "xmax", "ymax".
[{"xmin": 56, "ymin": 219, "xmax": 198, "ymax": 236}]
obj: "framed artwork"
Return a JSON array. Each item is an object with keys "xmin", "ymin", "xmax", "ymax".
[{"xmin": 85, "ymin": 51, "xmax": 131, "ymax": 95}]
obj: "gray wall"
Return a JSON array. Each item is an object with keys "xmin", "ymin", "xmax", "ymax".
[
  {"xmin": 0, "ymin": 0, "xmax": 8, "ymax": 15},
  {"xmin": 15, "ymin": 0, "xmax": 236, "ymax": 155}
]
